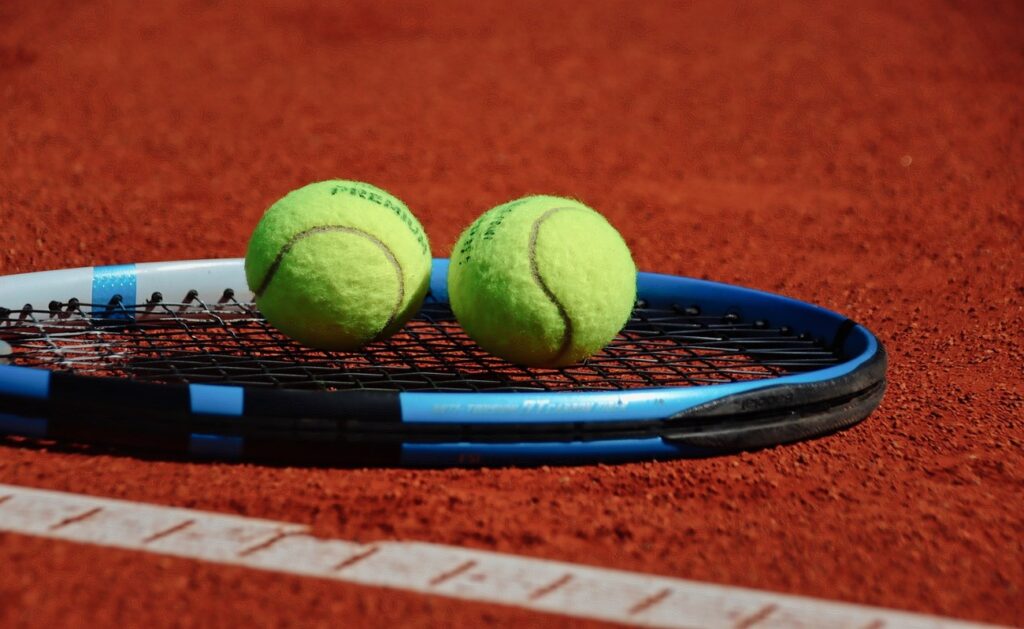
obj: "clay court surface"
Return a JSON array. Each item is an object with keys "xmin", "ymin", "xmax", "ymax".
[{"xmin": 1, "ymin": 0, "xmax": 1022, "ymax": 626}]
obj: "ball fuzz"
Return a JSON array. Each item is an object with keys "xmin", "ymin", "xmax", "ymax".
[
  {"xmin": 245, "ymin": 180, "xmax": 432, "ymax": 350},
  {"xmin": 448, "ymin": 195, "xmax": 636, "ymax": 367}
]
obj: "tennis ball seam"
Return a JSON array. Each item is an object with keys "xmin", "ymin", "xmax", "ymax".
[
  {"xmin": 254, "ymin": 224, "xmax": 406, "ymax": 337},
  {"xmin": 528, "ymin": 206, "xmax": 588, "ymax": 366}
]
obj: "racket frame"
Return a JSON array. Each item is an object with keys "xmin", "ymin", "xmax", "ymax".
[{"xmin": 0, "ymin": 258, "xmax": 886, "ymax": 466}]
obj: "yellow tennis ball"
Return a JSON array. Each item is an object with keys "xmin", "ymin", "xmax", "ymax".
[
  {"xmin": 245, "ymin": 180, "xmax": 432, "ymax": 350},
  {"xmin": 448, "ymin": 195, "xmax": 636, "ymax": 367}
]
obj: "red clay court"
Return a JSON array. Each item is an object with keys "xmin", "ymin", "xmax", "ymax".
[{"xmin": 1, "ymin": 0, "xmax": 1022, "ymax": 626}]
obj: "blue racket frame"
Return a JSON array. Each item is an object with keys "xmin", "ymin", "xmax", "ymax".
[{"xmin": 0, "ymin": 259, "xmax": 886, "ymax": 467}]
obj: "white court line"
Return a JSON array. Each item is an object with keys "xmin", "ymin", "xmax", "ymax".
[{"xmin": 0, "ymin": 483, "xmax": 1000, "ymax": 629}]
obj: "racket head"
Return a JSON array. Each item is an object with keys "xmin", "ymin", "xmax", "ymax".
[{"xmin": 0, "ymin": 258, "xmax": 886, "ymax": 467}]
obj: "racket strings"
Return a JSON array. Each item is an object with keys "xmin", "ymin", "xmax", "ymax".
[{"xmin": 0, "ymin": 292, "xmax": 844, "ymax": 392}]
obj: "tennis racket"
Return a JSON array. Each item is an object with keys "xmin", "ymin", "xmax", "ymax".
[{"xmin": 0, "ymin": 258, "xmax": 886, "ymax": 467}]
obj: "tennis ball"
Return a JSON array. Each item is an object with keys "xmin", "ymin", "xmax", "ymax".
[
  {"xmin": 448, "ymin": 195, "xmax": 636, "ymax": 367},
  {"xmin": 245, "ymin": 180, "xmax": 432, "ymax": 350}
]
